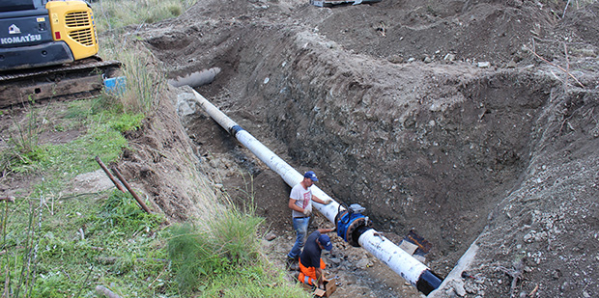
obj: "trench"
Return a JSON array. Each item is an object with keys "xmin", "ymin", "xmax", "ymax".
[{"xmin": 147, "ymin": 20, "xmax": 555, "ymax": 297}]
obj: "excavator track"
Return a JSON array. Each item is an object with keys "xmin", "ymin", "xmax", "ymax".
[{"xmin": 0, "ymin": 57, "xmax": 121, "ymax": 109}]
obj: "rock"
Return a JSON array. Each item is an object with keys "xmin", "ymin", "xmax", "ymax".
[
  {"xmin": 413, "ymin": 254, "xmax": 426, "ymax": 263},
  {"xmin": 328, "ymin": 255, "xmax": 342, "ymax": 265},
  {"xmin": 560, "ymin": 281, "xmax": 569, "ymax": 292},
  {"xmin": 424, "ymin": 56, "xmax": 433, "ymax": 63},
  {"xmin": 209, "ymin": 160, "xmax": 219, "ymax": 168},
  {"xmin": 579, "ymin": 48, "xmax": 596, "ymax": 57},
  {"xmin": 355, "ymin": 257, "xmax": 371, "ymax": 269},
  {"xmin": 524, "ymin": 232, "xmax": 534, "ymax": 243},
  {"xmin": 444, "ymin": 53, "xmax": 456, "ymax": 62},
  {"xmin": 176, "ymin": 94, "xmax": 197, "ymax": 116},
  {"xmin": 477, "ymin": 62, "xmax": 491, "ymax": 68},
  {"xmin": 506, "ymin": 60, "xmax": 517, "ymax": 68},
  {"xmin": 451, "ymin": 279, "xmax": 467, "ymax": 296},
  {"xmin": 464, "ymin": 281, "xmax": 480, "ymax": 294},
  {"xmin": 387, "ymin": 54, "xmax": 404, "ymax": 64},
  {"xmin": 264, "ymin": 232, "xmax": 277, "ymax": 241}
]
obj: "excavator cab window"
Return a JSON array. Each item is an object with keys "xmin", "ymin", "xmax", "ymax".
[{"xmin": 0, "ymin": 0, "xmax": 46, "ymax": 12}]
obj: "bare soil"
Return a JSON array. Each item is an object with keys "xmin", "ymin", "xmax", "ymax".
[
  {"xmin": 136, "ymin": 0, "xmax": 599, "ymax": 297},
  {"xmin": 3, "ymin": 0, "xmax": 598, "ymax": 297}
]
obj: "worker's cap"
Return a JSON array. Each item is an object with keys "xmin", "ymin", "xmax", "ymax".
[
  {"xmin": 304, "ymin": 171, "xmax": 319, "ymax": 182},
  {"xmin": 318, "ymin": 234, "xmax": 333, "ymax": 251}
]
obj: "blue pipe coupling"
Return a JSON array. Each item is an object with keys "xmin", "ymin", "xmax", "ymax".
[{"xmin": 335, "ymin": 204, "xmax": 373, "ymax": 247}]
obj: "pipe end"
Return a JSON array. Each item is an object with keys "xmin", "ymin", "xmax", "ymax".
[{"xmin": 416, "ymin": 269, "xmax": 443, "ymax": 295}]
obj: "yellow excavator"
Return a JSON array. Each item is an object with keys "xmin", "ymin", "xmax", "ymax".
[{"xmin": 0, "ymin": 0, "xmax": 120, "ymax": 108}]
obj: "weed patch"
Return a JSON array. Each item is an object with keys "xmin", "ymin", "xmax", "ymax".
[
  {"xmin": 92, "ymin": 0, "xmax": 192, "ymax": 32},
  {"xmin": 167, "ymin": 204, "xmax": 307, "ymax": 297},
  {"xmin": 1, "ymin": 191, "xmax": 172, "ymax": 297}
]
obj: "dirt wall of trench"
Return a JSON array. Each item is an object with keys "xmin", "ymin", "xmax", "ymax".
[
  {"xmin": 138, "ymin": 0, "xmax": 599, "ymax": 296},
  {"xmin": 196, "ymin": 27, "xmax": 560, "ymax": 271}
]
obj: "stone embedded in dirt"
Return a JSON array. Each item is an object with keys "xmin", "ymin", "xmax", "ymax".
[
  {"xmin": 140, "ymin": 166, "xmax": 154, "ymax": 178},
  {"xmin": 355, "ymin": 257, "xmax": 371, "ymax": 269},
  {"xmin": 73, "ymin": 169, "xmax": 115, "ymax": 193},
  {"xmin": 444, "ymin": 53, "xmax": 456, "ymax": 62},
  {"xmin": 523, "ymin": 232, "xmax": 534, "ymax": 243},
  {"xmin": 464, "ymin": 280, "xmax": 480, "ymax": 294},
  {"xmin": 477, "ymin": 61, "xmax": 491, "ymax": 68},
  {"xmin": 387, "ymin": 54, "xmax": 403, "ymax": 64},
  {"xmin": 264, "ymin": 232, "xmax": 277, "ymax": 241},
  {"xmin": 328, "ymin": 255, "xmax": 342, "ymax": 265}
]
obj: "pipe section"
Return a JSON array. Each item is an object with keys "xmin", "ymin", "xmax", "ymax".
[{"xmin": 191, "ymin": 90, "xmax": 442, "ymax": 295}]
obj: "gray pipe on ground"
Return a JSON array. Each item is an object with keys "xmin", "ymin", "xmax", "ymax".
[{"xmin": 168, "ymin": 67, "xmax": 221, "ymax": 88}]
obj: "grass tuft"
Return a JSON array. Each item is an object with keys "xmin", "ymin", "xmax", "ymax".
[
  {"xmin": 167, "ymin": 200, "xmax": 307, "ymax": 297},
  {"xmin": 92, "ymin": 0, "xmax": 188, "ymax": 33},
  {"xmin": 167, "ymin": 204, "xmax": 265, "ymax": 293}
]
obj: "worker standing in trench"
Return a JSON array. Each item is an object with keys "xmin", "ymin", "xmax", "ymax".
[{"xmin": 286, "ymin": 171, "xmax": 332, "ymax": 270}]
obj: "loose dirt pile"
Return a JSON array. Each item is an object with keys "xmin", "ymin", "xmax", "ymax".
[{"xmin": 48, "ymin": 0, "xmax": 598, "ymax": 297}]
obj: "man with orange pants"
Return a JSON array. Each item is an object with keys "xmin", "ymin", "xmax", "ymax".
[{"xmin": 297, "ymin": 228, "xmax": 335, "ymax": 290}]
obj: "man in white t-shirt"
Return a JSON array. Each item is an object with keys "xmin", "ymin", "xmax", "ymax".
[{"xmin": 286, "ymin": 171, "xmax": 331, "ymax": 270}]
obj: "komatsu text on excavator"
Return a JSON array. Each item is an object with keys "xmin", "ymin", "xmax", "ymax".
[{"xmin": 0, "ymin": 0, "xmax": 120, "ymax": 108}]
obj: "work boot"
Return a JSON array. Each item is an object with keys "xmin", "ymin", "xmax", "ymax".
[
  {"xmin": 289, "ymin": 262, "xmax": 300, "ymax": 271},
  {"xmin": 285, "ymin": 256, "xmax": 299, "ymax": 271}
]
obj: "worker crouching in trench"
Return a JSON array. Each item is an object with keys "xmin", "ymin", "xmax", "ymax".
[{"xmin": 296, "ymin": 228, "xmax": 335, "ymax": 289}]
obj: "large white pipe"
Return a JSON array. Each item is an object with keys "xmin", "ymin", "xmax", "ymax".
[
  {"xmin": 192, "ymin": 90, "xmax": 340, "ymax": 222},
  {"xmin": 191, "ymin": 90, "xmax": 442, "ymax": 295}
]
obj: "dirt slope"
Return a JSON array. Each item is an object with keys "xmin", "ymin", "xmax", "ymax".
[{"xmin": 131, "ymin": 0, "xmax": 599, "ymax": 297}]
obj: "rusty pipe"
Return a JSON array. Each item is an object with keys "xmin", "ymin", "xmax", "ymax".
[
  {"xmin": 110, "ymin": 166, "xmax": 151, "ymax": 214},
  {"xmin": 95, "ymin": 156, "xmax": 126, "ymax": 192}
]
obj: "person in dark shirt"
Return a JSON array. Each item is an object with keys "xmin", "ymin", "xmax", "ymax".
[{"xmin": 297, "ymin": 228, "xmax": 335, "ymax": 289}]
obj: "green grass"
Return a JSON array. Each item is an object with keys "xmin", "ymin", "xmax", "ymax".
[
  {"xmin": 2, "ymin": 100, "xmax": 139, "ymax": 178},
  {"xmin": 168, "ymin": 206, "xmax": 308, "ymax": 297},
  {"xmin": 92, "ymin": 0, "xmax": 195, "ymax": 33},
  {"xmin": 198, "ymin": 265, "xmax": 308, "ymax": 297},
  {"xmin": 1, "ymin": 190, "xmax": 170, "ymax": 297},
  {"xmin": 0, "ymin": 87, "xmax": 305, "ymax": 298},
  {"xmin": 1, "ymin": 191, "xmax": 308, "ymax": 297}
]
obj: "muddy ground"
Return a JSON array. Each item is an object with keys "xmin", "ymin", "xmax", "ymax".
[{"xmin": 3, "ymin": 0, "xmax": 599, "ymax": 297}]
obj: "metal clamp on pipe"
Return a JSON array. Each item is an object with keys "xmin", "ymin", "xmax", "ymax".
[{"xmin": 335, "ymin": 204, "xmax": 372, "ymax": 247}]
